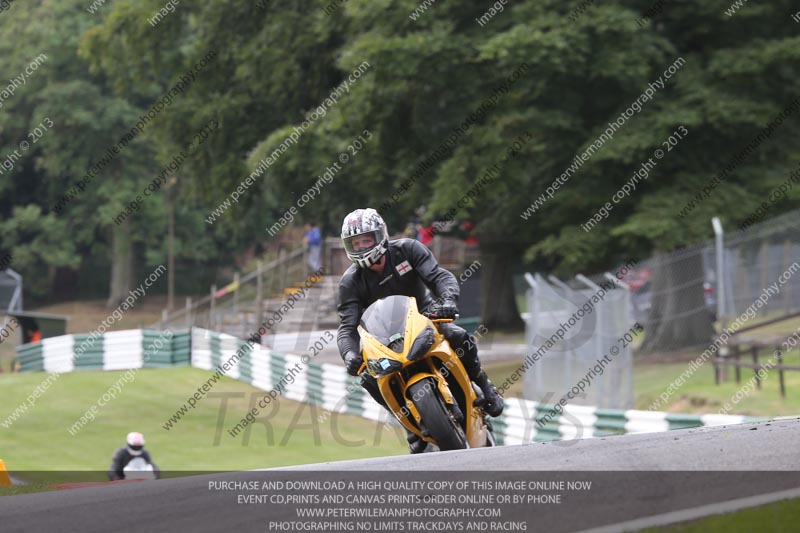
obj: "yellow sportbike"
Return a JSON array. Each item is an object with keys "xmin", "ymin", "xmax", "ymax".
[{"xmin": 357, "ymin": 295, "xmax": 496, "ymax": 452}]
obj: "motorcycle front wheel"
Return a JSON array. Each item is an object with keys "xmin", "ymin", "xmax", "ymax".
[{"xmin": 408, "ymin": 378, "xmax": 468, "ymax": 451}]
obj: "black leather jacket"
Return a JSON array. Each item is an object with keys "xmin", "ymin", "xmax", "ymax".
[
  {"xmin": 108, "ymin": 447, "xmax": 160, "ymax": 480},
  {"xmin": 336, "ymin": 238, "xmax": 459, "ymax": 358}
]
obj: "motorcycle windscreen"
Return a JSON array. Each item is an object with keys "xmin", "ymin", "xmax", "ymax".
[{"xmin": 359, "ymin": 295, "xmax": 410, "ymax": 352}]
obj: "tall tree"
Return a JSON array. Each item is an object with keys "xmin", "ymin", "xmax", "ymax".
[
  {"xmin": 5, "ymin": 0, "xmax": 798, "ymax": 343},
  {"xmin": 0, "ymin": 0, "xmax": 149, "ymax": 304}
]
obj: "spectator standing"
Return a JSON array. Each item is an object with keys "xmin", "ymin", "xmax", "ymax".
[{"xmin": 304, "ymin": 222, "xmax": 322, "ymax": 272}]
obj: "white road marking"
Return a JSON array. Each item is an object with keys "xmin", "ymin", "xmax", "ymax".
[{"xmin": 574, "ymin": 485, "xmax": 800, "ymax": 533}]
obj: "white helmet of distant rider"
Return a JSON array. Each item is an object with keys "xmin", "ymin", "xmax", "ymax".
[
  {"xmin": 341, "ymin": 208, "xmax": 388, "ymax": 268},
  {"xmin": 126, "ymin": 432, "xmax": 146, "ymax": 456}
]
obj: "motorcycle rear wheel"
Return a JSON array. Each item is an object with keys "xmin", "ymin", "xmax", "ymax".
[{"xmin": 408, "ymin": 379, "xmax": 468, "ymax": 451}]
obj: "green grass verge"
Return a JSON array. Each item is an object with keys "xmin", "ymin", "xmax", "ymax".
[
  {"xmin": 634, "ymin": 350, "xmax": 800, "ymax": 416},
  {"xmin": 0, "ymin": 483, "xmax": 58, "ymax": 496},
  {"xmin": 484, "ymin": 348, "xmax": 800, "ymax": 417},
  {"xmin": 643, "ymin": 497, "xmax": 800, "ymax": 532},
  {"xmin": 0, "ymin": 366, "xmax": 406, "ymax": 484},
  {"xmin": 484, "ymin": 360, "xmax": 527, "ymax": 399}
]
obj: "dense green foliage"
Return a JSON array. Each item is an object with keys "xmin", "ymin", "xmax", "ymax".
[{"xmin": 1, "ymin": 0, "xmax": 798, "ymax": 307}]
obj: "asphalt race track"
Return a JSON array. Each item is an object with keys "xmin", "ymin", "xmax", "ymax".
[{"xmin": 2, "ymin": 418, "xmax": 799, "ymax": 533}]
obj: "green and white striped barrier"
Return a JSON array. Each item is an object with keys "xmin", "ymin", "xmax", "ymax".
[
  {"xmin": 15, "ymin": 327, "xmax": 760, "ymax": 442},
  {"xmin": 492, "ymin": 400, "xmax": 760, "ymax": 446},
  {"xmin": 190, "ymin": 328, "xmax": 387, "ymax": 423},
  {"xmin": 191, "ymin": 328, "xmax": 760, "ymax": 444},
  {"xmin": 15, "ymin": 329, "xmax": 190, "ymax": 372}
]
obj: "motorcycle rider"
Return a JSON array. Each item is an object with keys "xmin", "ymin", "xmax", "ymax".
[
  {"xmin": 337, "ymin": 208, "xmax": 504, "ymax": 453},
  {"xmin": 108, "ymin": 432, "xmax": 160, "ymax": 480}
]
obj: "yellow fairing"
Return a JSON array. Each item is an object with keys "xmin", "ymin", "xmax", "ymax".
[{"xmin": 358, "ymin": 297, "xmax": 489, "ymax": 449}]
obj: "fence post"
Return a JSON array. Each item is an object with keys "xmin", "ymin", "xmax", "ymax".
[
  {"xmin": 783, "ymin": 239, "xmax": 792, "ymax": 314},
  {"xmin": 712, "ymin": 217, "xmax": 729, "ymax": 383},
  {"xmin": 161, "ymin": 308, "xmax": 168, "ymax": 330},
  {"xmin": 209, "ymin": 284, "xmax": 216, "ymax": 330},
  {"xmin": 712, "ymin": 217, "xmax": 726, "ymax": 330},
  {"xmin": 751, "ymin": 346, "xmax": 760, "ymax": 389},
  {"xmin": 279, "ymin": 249, "xmax": 287, "ymax": 290},
  {"xmin": 256, "ymin": 261, "xmax": 264, "ymax": 333},
  {"xmin": 605, "ymin": 272, "xmax": 634, "ymax": 407},
  {"xmin": 185, "ymin": 297, "xmax": 192, "ymax": 329},
  {"xmin": 604, "ymin": 272, "xmax": 632, "ymax": 325},
  {"xmin": 547, "ymin": 274, "xmax": 571, "ymax": 292},
  {"xmin": 576, "ymin": 274, "xmax": 605, "ymax": 405},
  {"xmin": 523, "ymin": 273, "xmax": 539, "ymax": 402},
  {"xmin": 233, "ymin": 272, "xmax": 240, "ymax": 317}
]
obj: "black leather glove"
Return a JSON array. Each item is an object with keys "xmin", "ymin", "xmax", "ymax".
[
  {"xmin": 343, "ymin": 350, "xmax": 362, "ymax": 376},
  {"xmin": 431, "ymin": 300, "xmax": 459, "ymax": 319}
]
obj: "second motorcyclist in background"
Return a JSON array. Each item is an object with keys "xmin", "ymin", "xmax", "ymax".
[{"xmin": 108, "ymin": 432, "xmax": 161, "ymax": 480}]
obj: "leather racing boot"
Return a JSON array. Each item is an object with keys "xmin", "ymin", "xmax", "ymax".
[
  {"xmin": 406, "ymin": 429, "xmax": 426, "ymax": 454},
  {"xmin": 473, "ymin": 370, "xmax": 504, "ymax": 417}
]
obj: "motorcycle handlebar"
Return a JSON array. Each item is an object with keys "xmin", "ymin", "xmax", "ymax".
[{"xmin": 423, "ymin": 310, "xmax": 459, "ymax": 321}]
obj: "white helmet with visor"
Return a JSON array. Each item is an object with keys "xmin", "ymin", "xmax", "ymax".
[{"xmin": 341, "ymin": 208, "xmax": 389, "ymax": 268}]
